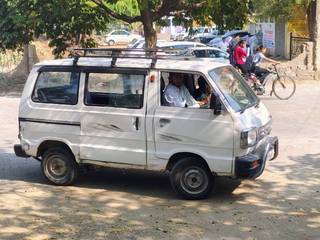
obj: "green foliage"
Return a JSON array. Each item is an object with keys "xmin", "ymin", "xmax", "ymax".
[
  {"xmin": 0, "ymin": 0, "xmax": 260, "ymax": 55},
  {"xmin": 0, "ymin": 0, "xmax": 110, "ymax": 57},
  {"xmin": 251, "ymin": 0, "xmax": 313, "ymax": 21},
  {"xmin": 209, "ymin": 0, "xmax": 251, "ymax": 31},
  {"xmin": 0, "ymin": 0, "xmax": 34, "ymax": 51}
]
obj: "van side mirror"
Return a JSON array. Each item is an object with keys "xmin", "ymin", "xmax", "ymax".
[{"xmin": 210, "ymin": 93, "xmax": 222, "ymax": 115}]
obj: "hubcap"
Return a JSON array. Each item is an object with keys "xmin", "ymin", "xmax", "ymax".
[
  {"xmin": 48, "ymin": 156, "xmax": 67, "ymax": 177},
  {"xmin": 180, "ymin": 167, "xmax": 208, "ymax": 195}
]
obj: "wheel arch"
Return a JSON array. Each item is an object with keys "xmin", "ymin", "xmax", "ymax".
[
  {"xmin": 166, "ymin": 152, "xmax": 212, "ymax": 173},
  {"xmin": 37, "ymin": 140, "xmax": 77, "ymax": 161}
]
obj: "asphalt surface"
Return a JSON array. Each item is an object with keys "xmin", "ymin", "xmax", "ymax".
[{"xmin": 0, "ymin": 84, "xmax": 319, "ymax": 240}]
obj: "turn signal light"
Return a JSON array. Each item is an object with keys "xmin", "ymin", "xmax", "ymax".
[{"xmin": 251, "ymin": 160, "xmax": 260, "ymax": 168}]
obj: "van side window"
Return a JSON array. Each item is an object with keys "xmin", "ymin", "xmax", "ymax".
[
  {"xmin": 161, "ymin": 72, "xmax": 212, "ymax": 109},
  {"xmin": 85, "ymin": 72, "xmax": 145, "ymax": 109},
  {"xmin": 32, "ymin": 71, "xmax": 80, "ymax": 105}
]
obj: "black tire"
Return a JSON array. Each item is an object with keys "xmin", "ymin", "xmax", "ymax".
[
  {"xmin": 272, "ymin": 75, "xmax": 296, "ymax": 100},
  {"xmin": 170, "ymin": 157, "xmax": 213, "ymax": 200},
  {"xmin": 108, "ymin": 40, "xmax": 115, "ymax": 46},
  {"xmin": 41, "ymin": 147, "xmax": 79, "ymax": 185}
]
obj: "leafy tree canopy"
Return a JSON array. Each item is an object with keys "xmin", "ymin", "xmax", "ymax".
[{"xmin": 0, "ymin": 0, "xmax": 260, "ymax": 56}]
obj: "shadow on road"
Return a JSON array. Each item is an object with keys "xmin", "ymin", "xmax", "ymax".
[
  {"xmin": 0, "ymin": 153, "xmax": 241, "ymax": 200},
  {"xmin": 0, "ymin": 151, "xmax": 319, "ymax": 239}
]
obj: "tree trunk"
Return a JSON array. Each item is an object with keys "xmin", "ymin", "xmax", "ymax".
[
  {"xmin": 140, "ymin": 6, "xmax": 157, "ymax": 48},
  {"xmin": 307, "ymin": 1, "xmax": 316, "ymax": 40},
  {"xmin": 313, "ymin": 0, "xmax": 320, "ymax": 71}
]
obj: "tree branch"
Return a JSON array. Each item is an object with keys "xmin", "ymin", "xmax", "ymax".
[
  {"xmin": 151, "ymin": 0, "xmax": 207, "ymax": 21},
  {"xmin": 90, "ymin": 0, "xmax": 141, "ymax": 24}
]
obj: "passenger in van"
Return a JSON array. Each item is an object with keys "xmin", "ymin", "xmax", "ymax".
[
  {"xmin": 194, "ymin": 76, "xmax": 212, "ymax": 104},
  {"xmin": 163, "ymin": 73, "xmax": 208, "ymax": 108}
]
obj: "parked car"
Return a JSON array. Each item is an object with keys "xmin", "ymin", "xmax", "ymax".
[
  {"xmin": 171, "ymin": 31, "xmax": 189, "ymax": 41},
  {"xmin": 14, "ymin": 48, "xmax": 278, "ymax": 200},
  {"xmin": 183, "ymin": 47, "xmax": 229, "ymax": 63},
  {"xmin": 222, "ymin": 30, "xmax": 250, "ymax": 39},
  {"xmin": 131, "ymin": 40, "xmax": 206, "ymax": 50},
  {"xmin": 158, "ymin": 41, "xmax": 206, "ymax": 50},
  {"xmin": 127, "ymin": 37, "xmax": 144, "ymax": 48},
  {"xmin": 208, "ymin": 30, "xmax": 250, "ymax": 50},
  {"xmin": 105, "ymin": 30, "xmax": 141, "ymax": 46},
  {"xmin": 128, "ymin": 39, "xmax": 167, "ymax": 49}
]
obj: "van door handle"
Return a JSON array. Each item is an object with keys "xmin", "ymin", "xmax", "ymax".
[
  {"xmin": 133, "ymin": 117, "xmax": 139, "ymax": 131},
  {"xmin": 159, "ymin": 118, "xmax": 170, "ymax": 128}
]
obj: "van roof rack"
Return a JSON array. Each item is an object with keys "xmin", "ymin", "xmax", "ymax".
[{"xmin": 71, "ymin": 48, "xmax": 189, "ymax": 68}]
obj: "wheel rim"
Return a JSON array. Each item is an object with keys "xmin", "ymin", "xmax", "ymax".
[
  {"xmin": 45, "ymin": 155, "xmax": 68, "ymax": 180},
  {"xmin": 180, "ymin": 167, "xmax": 209, "ymax": 195},
  {"xmin": 273, "ymin": 76, "xmax": 296, "ymax": 100}
]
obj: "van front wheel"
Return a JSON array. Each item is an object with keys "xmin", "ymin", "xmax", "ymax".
[
  {"xmin": 41, "ymin": 147, "xmax": 79, "ymax": 185},
  {"xmin": 170, "ymin": 158, "xmax": 213, "ymax": 200}
]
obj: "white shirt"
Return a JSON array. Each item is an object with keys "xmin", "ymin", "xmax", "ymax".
[
  {"xmin": 253, "ymin": 52, "xmax": 266, "ymax": 66},
  {"xmin": 163, "ymin": 84, "xmax": 200, "ymax": 108}
]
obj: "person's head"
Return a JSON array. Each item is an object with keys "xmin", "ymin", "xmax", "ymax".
[
  {"xmin": 169, "ymin": 73, "xmax": 184, "ymax": 87},
  {"xmin": 238, "ymin": 40, "xmax": 246, "ymax": 48},
  {"xmin": 256, "ymin": 45, "xmax": 267, "ymax": 54}
]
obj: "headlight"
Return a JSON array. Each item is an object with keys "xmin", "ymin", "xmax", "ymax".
[{"xmin": 240, "ymin": 128, "xmax": 258, "ymax": 148}]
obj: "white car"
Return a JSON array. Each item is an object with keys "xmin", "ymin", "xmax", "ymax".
[
  {"xmin": 184, "ymin": 47, "xmax": 230, "ymax": 63},
  {"xmin": 105, "ymin": 30, "xmax": 141, "ymax": 46},
  {"xmin": 208, "ymin": 30, "xmax": 250, "ymax": 51},
  {"xmin": 14, "ymin": 48, "xmax": 278, "ymax": 199},
  {"xmin": 159, "ymin": 41, "xmax": 206, "ymax": 50}
]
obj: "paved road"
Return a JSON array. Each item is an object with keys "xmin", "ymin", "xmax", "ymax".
[{"xmin": 0, "ymin": 84, "xmax": 319, "ymax": 240}]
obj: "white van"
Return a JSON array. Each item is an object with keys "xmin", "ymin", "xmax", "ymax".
[{"xmin": 14, "ymin": 49, "xmax": 278, "ymax": 199}]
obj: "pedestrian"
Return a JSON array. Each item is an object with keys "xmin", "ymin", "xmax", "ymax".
[{"xmin": 234, "ymin": 40, "xmax": 248, "ymax": 75}]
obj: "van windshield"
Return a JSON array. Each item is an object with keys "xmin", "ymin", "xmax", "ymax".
[{"xmin": 209, "ymin": 66, "xmax": 258, "ymax": 112}]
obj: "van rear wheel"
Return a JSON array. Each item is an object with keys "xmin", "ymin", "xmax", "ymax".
[
  {"xmin": 41, "ymin": 147, "xmax": 79, "ymax": 185},
  {"xmin": 170, "ymin": 157, "xmax": 213, "ymax": 200}
]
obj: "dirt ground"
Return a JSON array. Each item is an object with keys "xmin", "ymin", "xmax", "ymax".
[{"xmin": 0, "ymin": 84, "xmax": 319, "ymax": 240}]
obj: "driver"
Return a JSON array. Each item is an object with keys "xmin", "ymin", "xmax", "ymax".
[{"xmin": 163, "ymin": 73, "xmax": 208, "ymax": 108}]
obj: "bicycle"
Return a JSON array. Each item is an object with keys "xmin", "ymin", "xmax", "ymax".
[{"xmin": 250, "ymin": 64, "xmax": 296, "ymax": 100}]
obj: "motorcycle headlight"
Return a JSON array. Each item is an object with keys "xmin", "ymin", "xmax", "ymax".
[{"xmin": 241, "ymin": 128, "xmax": 258, "ymax": 148}]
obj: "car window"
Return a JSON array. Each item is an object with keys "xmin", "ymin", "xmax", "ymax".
[
  {"xmin": 209, "ymin": 67, "xmax": 258, "ymax": 112},
  {"xmin": 239, "ymin": 32, "xmax": 249, "ymax": 37},
  {"xmin": 208, "ymin": 50, "xmax": 228, "ymax": 58},
  {"xmin": 119, "ymin": 30, "xmax": 129, "ymax": 35},
  {"xmin": 111, "ymin": 31, "xmax": 119, "ymax": 35},
  {"xmin": 85, "ymin": 72, "xmax": 145, "ymax": 109},
  {"xmin": 32, "ymin": 71, "xmax": 80, "ymax": 105},
  {"xmin": 174, "ymin": 45, "xmax": 190, "ymax": 50},
  {"xmin": 160, "ymin": 72, "xmax": 212, "ymax": 109},
  {"xmin": 194, "ymin": 50, "xmax": 207, "ymax": 58}
]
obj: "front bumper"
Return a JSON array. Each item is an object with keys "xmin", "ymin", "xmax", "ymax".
[
  {"xmin": 14, "ymin": 144, "xmax": 30, "ymax": 158},
  {"xmin": 235, "ymin": 136, "xmax": 279, "ymax": 179}
]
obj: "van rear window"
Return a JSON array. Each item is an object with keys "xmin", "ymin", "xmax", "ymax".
[
  {"xmin": 32, "ymin": 72, "xmax": 80, "ymax": 105},
  {"xmin": 85, "ymin": 72, "xmax": 145, "ymax": 109}
]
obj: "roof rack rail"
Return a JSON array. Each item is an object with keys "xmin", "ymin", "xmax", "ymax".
[{"xmin": 71, "ymin": 48, "xmax": 189, "ymax": 68}]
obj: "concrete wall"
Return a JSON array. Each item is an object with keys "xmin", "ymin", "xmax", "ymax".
[
  {"xmin": 275, "ymin": 22, "xmax": 290, "ymax": 59},
  {"xmin": 249, "ymin": 20, "xmax": 291, "ymax": 59}
]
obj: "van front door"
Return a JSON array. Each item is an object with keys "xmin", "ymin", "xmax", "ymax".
[
  {"xmin": 154, "ymin": 72, "xmax": 234, "ymax": 174},
  {"xmin": 80, "ymin": 70, "xmax": 147, "ymax": 166}
]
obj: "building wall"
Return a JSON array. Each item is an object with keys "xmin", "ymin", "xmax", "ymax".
[
  {"xmin": 275, "ymin": 22, "xmax": 289, "ymax": 59},
  {"xmin": 249, "ymin": 19, "xmax": 291, "ymax": 59}
]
